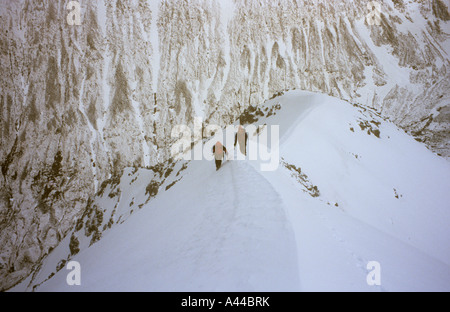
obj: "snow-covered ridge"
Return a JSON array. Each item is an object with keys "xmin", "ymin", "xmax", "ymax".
[{"xmin": 11, "ymin": 90, "xmax": 450, "ymax": 291}]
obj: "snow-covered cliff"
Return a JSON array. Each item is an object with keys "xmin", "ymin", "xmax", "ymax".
[{"xmin": 1, "ymin": 0, "xmax": 449, "ymax": 290}]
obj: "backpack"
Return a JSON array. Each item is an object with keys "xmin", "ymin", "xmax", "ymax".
[{"xmin": 214, "ymin": 142, "xmax": 224, "ymax": 160}]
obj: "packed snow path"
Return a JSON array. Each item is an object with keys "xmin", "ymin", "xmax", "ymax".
[{"xmin": 175, "ymin": 160, "xmax": 301, "ymax": 291}]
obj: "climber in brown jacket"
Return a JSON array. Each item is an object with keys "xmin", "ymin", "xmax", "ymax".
[
  {"xmin": 234, "ymin": 125, "xmax": 248, "ymax": 156},
  {"xmin": 212, "ymin": 141, "xmax": 228, "ymax": 171}
]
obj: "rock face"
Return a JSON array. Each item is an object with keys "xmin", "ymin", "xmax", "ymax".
[{"xmin": 0, "ymin": 0, "xmax": 449, "ymax": 290}]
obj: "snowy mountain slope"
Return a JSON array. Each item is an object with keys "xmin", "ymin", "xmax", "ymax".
[
  {"xmin": 2, "ymin": 0, "xmax": 450, "ymax": 289},
  {"xmin": 12, "ymin": 90, "xmax": 450, "ymax": 292},
  {"xmin": 255, "ymin": 91, "xmax": 450, "ymax": 291},
  {"xmin": 29, "ymin": 160, "xmax": 301, "ymax": 292}
]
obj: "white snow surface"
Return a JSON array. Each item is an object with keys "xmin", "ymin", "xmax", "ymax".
[{"xmin": 13, "ymin": 91, "xmax": 450, "ymax": 292}]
